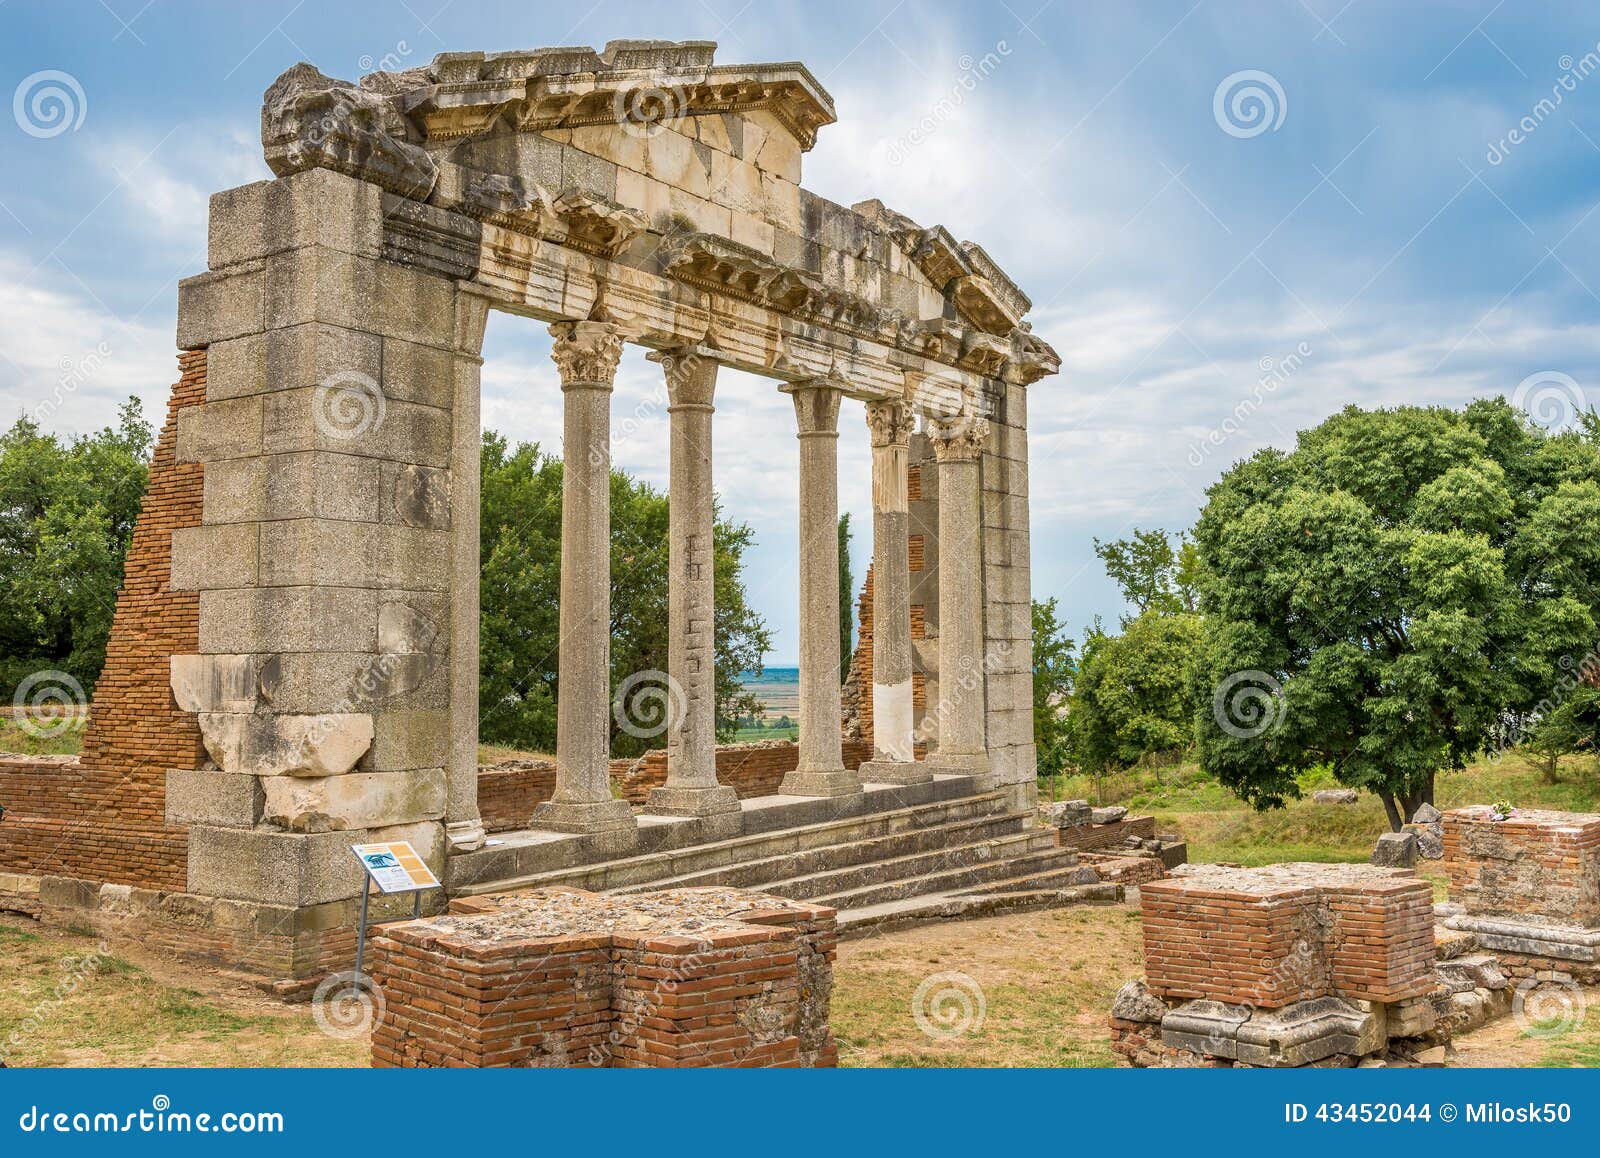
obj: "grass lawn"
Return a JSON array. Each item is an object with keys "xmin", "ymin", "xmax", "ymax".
[
  {"xmin": 0, "ymin": 713, "xmax": 86, "ymax": 757},
  {"xmin": 0, "ymin": 921, "xmax": 364, "ymax": 1068}
]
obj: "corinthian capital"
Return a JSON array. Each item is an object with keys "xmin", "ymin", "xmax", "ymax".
[
  {"xmin": 549, "ymin": 320, "xmax": 625, "ymax": 388},
  {"xmin": 865, "ymin": 399, "xmax": 912, "ymax": 448},
  {"xmin": 928, "ymin": 414, "xmax": 989, "ymax": 462}
]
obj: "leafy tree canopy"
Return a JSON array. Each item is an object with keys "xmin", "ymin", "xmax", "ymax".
[
  {"xmin": 1192, "ymin": 399, "xmax": 1600, "ymax": 829},
  {"xmin": 0, "ymin": 399, "xmax": 152, "ymax": 697}
]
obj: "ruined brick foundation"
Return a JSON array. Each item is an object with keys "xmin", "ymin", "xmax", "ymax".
[{"xmin": 369, "ymin": 887, "xmax": 838, "ymax": 1068}]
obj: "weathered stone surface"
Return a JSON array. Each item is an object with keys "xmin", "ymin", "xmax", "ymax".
[
  {"xmin": 197, "ymin": 711, "xmax": 375, "ymax": 777},
  {"xmin": 1313, "ymin": 788, "xmax": 1359, "ymax": 804},
  {"xmin": 1371, "ymin": 831, "xmax": 1419, "ymax": 868},
  {"xmin": 164, "ymin": 768, "xmax": 265, "ymax": 828},
  {"xmin": 170, "ymin": 653, "xmax": 260, "ymax": 713},
  {"xmin": 1092, "ymin": 805, "xmax": 1128, "ymax": 825},
  {"xmin": 187, "ymin": 825, "xmax": 365, "ymax": 906},
  {"xmin": 261, "ymin": 768, "xmax": 446, "ymax": 831},
  {"xmin": 1111, "ymin": 978, "xmax": 1168, "ymax": 1024}
]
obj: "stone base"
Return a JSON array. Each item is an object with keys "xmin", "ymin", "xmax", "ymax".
[
  {"xmin": 445, "ymin": 818, "xmax": 487, "ymax": 853},
  {"xmin": 778, "ymin": 768, "xmax": 862, "ymax": 798},
  {"xmin": 1161, "ymin": 997, "xmax": 1383, "ymax": 1067},
  {"xmin": 644, "ymin": 785, "xmax": 742, "ymax": 839},
  {"xmin": 1440, "ymin": 912, "xmax": 1600, "ymax": 964},
  {"xmin": 924, "ymin": 753, "xmax": 995, "ymax": 789},
  {"xmin": 858, "ymin": 759, "xmax": 931, "ymax": 785},
  {"xmin": 531, "ymin": 798, "xmax": 638, "ymax": 835}
]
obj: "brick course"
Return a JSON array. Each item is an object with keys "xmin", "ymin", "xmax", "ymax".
[
  {"xmin": 0, "ymin": 352, "xmax": 206, "ymax": 891},
  {"xmin": 1140, "ymin": 863, "xmax": 1435, "ymax": 1007},
  {"xmin": 1442, "ymin": 806, "xmax": 1600, "ymax": 926},
  {"xmin": 369, "ymin": 887, "xmax": 838, "ymax": 1068}
]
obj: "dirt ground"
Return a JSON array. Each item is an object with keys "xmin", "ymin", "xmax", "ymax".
[{"xmin": 2, "ymin": 903, "xmax": 1596, "ymax": 1068}]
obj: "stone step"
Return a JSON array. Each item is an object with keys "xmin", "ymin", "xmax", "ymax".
[
  {"xmin": 811, "ymin": 847, "xmax": 1088, "ymax": 910},
  {"xmin": 949, "ymin": 861, "xmax": 1105, "ymax": 896},
  {"xmin": 757, "ymin": 827, "xmax": 1060, "ymax": 901},
  {"xmin": 610, "ymin": 809, "xmax": 1036, "ymax": 896},
  {"xmin": 836, "ymin": 882, "xmax": 1124, "ymax": 939},
  {"xmin": 454, "ymin": 787, "xmax": 1013, "ymax": 896}
]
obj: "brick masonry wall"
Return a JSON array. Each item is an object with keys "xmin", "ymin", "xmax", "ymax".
[
  {"xmin": 1442, "ymin": 806, "xmax": 1600, "ymax": 926},
  {"xmin": 370, "ymin": 887, "xmax": 838, "ymax": 1068},
  {"xmin": 1140, "ymin": 864, "xmax": 1436, "ymax": 1007},
  {"xmin": 615, "ymin": 739, "xmax": 874, "ymax": 807},
  {"xmin": 1056, "ymin": 816, "xmax": 1156, "ymax": 852},
  {"xmin": 0, "ymin": 353, "xmax": 206, "ymax": 891}
]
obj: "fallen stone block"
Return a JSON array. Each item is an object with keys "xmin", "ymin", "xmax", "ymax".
[
  {"xmin": 1313, "ymin": 789, "xmax": 1359, "ymax": 804},
  {"xmin": 1371, "ymin": 831, "xmax": 1418, "ymax": 868}
]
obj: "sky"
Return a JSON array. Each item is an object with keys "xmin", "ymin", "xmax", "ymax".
[{"xmin": 2, "ymin": 0, "xmax": 1598, "ymax": 664}]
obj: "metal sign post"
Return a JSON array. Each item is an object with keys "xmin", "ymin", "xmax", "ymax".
[{"xmin": 349, "ymin": 840, "xmax": 442, "ymax": 984}]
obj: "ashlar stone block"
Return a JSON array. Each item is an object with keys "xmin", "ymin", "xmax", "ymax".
[
  {"xmin": 197, "ymin": 711, "xmax": 375, "ymax": 778},
  {"xmin": 187, "ymin": 826, "xmax": 365, "ymax": 907},
  {"xmin": 261, "ymin": 768, "xmax": 446, "ymax": 832}
]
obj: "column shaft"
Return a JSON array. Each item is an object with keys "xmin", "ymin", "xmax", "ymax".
[
  {"xmin": 532, "ymin": 321, "xmax": 636, "ymax": 836},
  {"xmin": 860, "ymin": 400, "xmax": 928, "ymax": 785},
  {"xmin": 647, "ymin": 347, "xmax": 739, "ymax": 824},
  {"xmin": 927, "ymin": 415, "xmax": 991, "ymax": 775},
  {"xmin": 778, "ymin": 378, "xmax": 860, "ymax": 798}
]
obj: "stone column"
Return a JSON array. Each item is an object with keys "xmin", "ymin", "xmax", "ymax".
[
  {"xmin": 532, "ymin": 321, "xmax": 637, "ymax": 836},
  {"xmin": 859, "ymin": 399, "xmax": 928, "ymax": 785},
  {"xmin": 926, "ymin": 414, "xmax": 991, "ymax": 777},
  {"xmin": 646, "ymin": 346, "xmax": 740, "ymax": 828},
  {"xmin": 777, "ymin": 377, "xmax": 860, "ymax": 798}
]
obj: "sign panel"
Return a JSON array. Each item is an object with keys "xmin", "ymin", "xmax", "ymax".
[{"xmin": 351, "ymin": 841, "xmax": 440, "ymax": 894}]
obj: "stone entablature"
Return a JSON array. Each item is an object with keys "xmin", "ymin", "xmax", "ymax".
[{"xmin": 257, "ymin": 41, "xmax": 1059, "ymax": 407}]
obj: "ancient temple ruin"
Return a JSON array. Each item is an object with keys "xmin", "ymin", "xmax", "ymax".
[{"xmin": 0, "ymin": 40, "xmax": 1061, "ymax": 985}]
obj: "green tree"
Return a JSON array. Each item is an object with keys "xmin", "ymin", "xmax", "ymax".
[
  {"xmin": 1031, "ymin": 597, "xmax": 1075, "ymax": 779},
  {"xmin": 838, "ymin": 512, "xmax": 854, "ymax": 682},
  {"xmin": 1068, "ymin": 611, "xmax": 1203, "ymax": 792},
  {"xmin": 1192, "ymin": 399, "xmax": 1600, "ymax": 830},
  {"xmin": 0, "ymin": 399, "xmax": 153, "ymax": 698},
  {"xmin": 478, "ymin": 433, "xmax": 772, "ymax": 757},
  {"xmin": 1094, "ymin": 527, "xmax": 1199, "ymax": 620}
]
